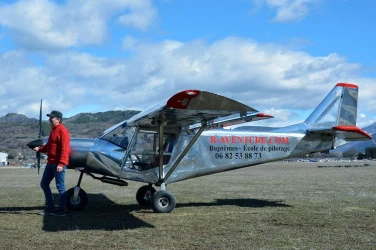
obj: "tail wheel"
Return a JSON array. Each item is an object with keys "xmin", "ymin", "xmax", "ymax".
[
  {"xmin": 152, "ymin": 190, "xmax": 176, "ymax": 213},
  {"xmin": 136, "ymin": 185, "xmax": 156, "ymax": 206},
  {"xmin": 66, "ymin": 187, "xmax": 88, "ymax": 211}
]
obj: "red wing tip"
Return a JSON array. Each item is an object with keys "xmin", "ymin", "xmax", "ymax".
[
  {"xmin": 183, "ymin": 90, "xmax": 200, "ymax": 96},
  {"xmin": 336, "ymin": 83, "xmax": 358, "ymax": 89},
  {"xmin": 257, "ymin": 113, "xmax": 274, "ymax": 118},
  {"xmin": 167, "ymin": 90, "xmax": 201, "ymax": 109},
  {"xmin": 333, "ymin": 125, "xmax": 372, "ymax": 139}
]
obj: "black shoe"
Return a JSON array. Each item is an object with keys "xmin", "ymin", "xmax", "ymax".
[
  {"xmin": 51, "ymin": 211, "xmax": 66, "ymax": 217},
  {"xmin": 38, "ymin": 210, "xmax": 54, "ymax": 216}
]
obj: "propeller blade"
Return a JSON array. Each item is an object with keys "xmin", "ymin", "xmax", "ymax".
[
  {"xmin": 37, "ymin": 152, "xmax": 40, "ymax": 175},
  {"xmin": 26, "ymin": 138, "xmax": 44, "ymax": 149},
  {"xmin": 38, "ymin": 99, "xmax": 42, "ymax": 174},
  {"xmin": 39, "ymin": 99, "xmax": 42, "ymax": 138},
  {"xmin": 27, "ymin": 99, "xmax": 44, "ymax": 175}
]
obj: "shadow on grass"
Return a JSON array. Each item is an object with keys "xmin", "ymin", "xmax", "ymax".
[
  {"xmin": 0, "ymin": 196, "xmax": 290, "ymax": 232},
  {"xmin": 0, "ymin": 193, "xmax": 154, "ymax": 232},
  {"xmin": 42, "ymin": 193, "xmax": 155, "ymax": 232},
  {"xmin": 176, "ymin": 198, "xmax": 291, "ymax": 209}
]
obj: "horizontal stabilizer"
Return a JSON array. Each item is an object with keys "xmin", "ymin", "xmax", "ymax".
[
  {"xmin": 332, "ymin": 125, "xmax": 372, "ymax": 141},
  {"xmin": 307, "ymin": 126, "xmax": 372, "ymax": 141}
]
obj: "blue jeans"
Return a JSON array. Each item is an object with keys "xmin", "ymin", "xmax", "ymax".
[{"xmin": 40, "ymin": 163, "xmax": 66, "ymax": 213}]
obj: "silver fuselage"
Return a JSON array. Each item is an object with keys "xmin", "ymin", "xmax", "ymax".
[{"xmin": 68, "ymin": 122, "xmax": 333, "ymax": 184}]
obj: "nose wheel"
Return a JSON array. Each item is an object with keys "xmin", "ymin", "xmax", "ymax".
[{"xmin": 66, "ymin": 187, "xmax": 88, "ymax": 211}]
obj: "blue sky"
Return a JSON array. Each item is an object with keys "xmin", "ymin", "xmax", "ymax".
[{"xmin": 0, "ymin": 0, "xmax": 375, "ymax": 128}]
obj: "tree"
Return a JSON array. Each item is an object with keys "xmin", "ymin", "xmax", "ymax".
[
  {"xmin": 357, "ymin": 152, "xmax": 366, "ymax": 160},
  {"xmin": 365, "ymin": 147, "xmax": 376, "ymax": 159},
  {"xmin": 343, "ymin": 148, "xmax": 357, "ymax": 159}
]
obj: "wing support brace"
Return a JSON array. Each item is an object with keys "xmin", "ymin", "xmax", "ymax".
[
  {"xmin": 188, "ymin": 112, "xmax": 273, "ymax": 130},
  {"xmin": 157, "ymin": 122, "xmax": 207, "ymax": 186}
]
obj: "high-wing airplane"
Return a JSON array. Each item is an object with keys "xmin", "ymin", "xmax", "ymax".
[{"xmin": 27, "ymin": 83, "xmax": 371, "ymax": 213}]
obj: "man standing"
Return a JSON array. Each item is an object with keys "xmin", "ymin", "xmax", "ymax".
[{"xmin": 34, "ymin": 110, "xmax": 70, "ymax": 216}]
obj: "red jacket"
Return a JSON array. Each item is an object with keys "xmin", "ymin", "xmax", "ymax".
[{"xmin": 38, "ymin": 123, "xmax": 70, "ymax": 167}]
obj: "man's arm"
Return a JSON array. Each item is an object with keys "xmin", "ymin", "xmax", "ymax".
[
  {"xmin": 58, "ymin": 127, "xmax": 70, "ymax": 167},
  {"xmin": 34, "ymin": 145, "xmax": 47, "ymax": 153}
]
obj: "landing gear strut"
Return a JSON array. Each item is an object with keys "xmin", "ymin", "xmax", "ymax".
[{"xmin": 66, "ymin": 171, "xmax": 88, "ymax": 211}]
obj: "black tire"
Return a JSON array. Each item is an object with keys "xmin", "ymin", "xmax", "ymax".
[
  {"xmin": 152, "ymin": 190, "xmax": 176, "ymax": 213},
  {"xmin": 66, "ymin": 187, "xmax": 88, "ymax": 211},
  {"xmin": 136, "ymin": 185, "xmax": 156, "ymax": 206}
]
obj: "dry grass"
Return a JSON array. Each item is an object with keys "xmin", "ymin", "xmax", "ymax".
[{"xmin": 0, "ymin": 162, "xmax": 375, "ymax": 249}]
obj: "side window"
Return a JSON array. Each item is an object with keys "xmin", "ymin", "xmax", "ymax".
[
  {"xmin": 128, "ymin": 131, "xmax": 156, "ymax": 168},
  {"xmin": 129, "ymin": 132, "xmax": 177, "ymax": 171},
  {"xmin": 101, "ymin": 126, "xmax": 135, "ymax": 149}
]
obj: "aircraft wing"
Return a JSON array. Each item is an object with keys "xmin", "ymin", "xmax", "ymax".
[{"xmin": 105, "ymin": 90, "xmax": 272, "ymax": 133}]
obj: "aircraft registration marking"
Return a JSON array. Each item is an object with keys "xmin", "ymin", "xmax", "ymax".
[
  {"xmin": 209, "ymin": 135, "xmax": 291, "ymax": 160},
  {"xmin": 209, "ymin": 135, "xmax": 289, "ymax": 144}
]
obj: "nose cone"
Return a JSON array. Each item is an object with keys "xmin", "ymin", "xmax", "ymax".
[{"xmin": 27, "ymin": 138, "xmax": 44, "ymax": 149}]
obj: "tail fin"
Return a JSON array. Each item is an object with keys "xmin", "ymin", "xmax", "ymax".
[
  {"xmin": 305, "ymin": 83, "xmax": 358, "ymax": 128},
  {"xmin": 305, "ymin": 83, "xmax": 371, "ymax": 147}
]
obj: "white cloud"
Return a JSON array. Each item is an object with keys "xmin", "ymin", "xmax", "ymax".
[
  {"xmin": 251, "ymin": 0, "xmax": 321, "ymax": 22},
  {"xmin": 0, "ymin": 0, "xmax": 374, "ymax": 131},
  {"xmin": 117, "ymin": 0, "xmax": 157, "ymax": 31},
  {"xmin": 0, "ymin": 0, "xmax": 157, "ymax": 50},
  {"xmin": 2, "ymin": 36, "xmax": 373, "ymax": 127}
]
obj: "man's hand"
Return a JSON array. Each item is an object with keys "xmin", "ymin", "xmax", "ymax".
[
  {"xmin": 57, "ymin": 165, "xmax": 64, "ymax": 172},
  {"xmin": 33, "ymin": 147, "xmax": 39, "ymax": 152}
]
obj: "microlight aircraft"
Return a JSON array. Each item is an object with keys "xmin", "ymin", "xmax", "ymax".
[{"xmin": 27, "ymin": 83, "xmax": 371, "ymax": 213}]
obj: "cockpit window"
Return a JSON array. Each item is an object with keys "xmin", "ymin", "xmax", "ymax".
[
  {"xmin": 101, "ymin": 124, "xmax": 136, "ymax": 149},
  {"xmin": 126, "ymin": 131, "xmax": 177, "ymax": 171}
]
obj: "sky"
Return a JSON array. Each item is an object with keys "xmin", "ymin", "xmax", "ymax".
[{"xmin": 0, "ymin": 0, "xmax": 375, "ymax": 128}]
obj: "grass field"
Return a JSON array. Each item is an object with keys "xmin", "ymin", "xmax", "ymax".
[{"xmin": 0, "ymin": 162, "xmax": 375, "ymax": 249}]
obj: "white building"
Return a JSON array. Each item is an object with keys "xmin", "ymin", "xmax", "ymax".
[{"xmin": 0, "ymin": 152, "xmax": 8, "ymax": 165}]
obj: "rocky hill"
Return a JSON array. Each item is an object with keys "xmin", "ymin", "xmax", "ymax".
[{"xmin": 0, "ymin": 110, "xmax": 140, "ymax": 157}]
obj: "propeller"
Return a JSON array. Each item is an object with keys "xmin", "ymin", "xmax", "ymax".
[{"xmin": 26, "ymin": 99, "xmax": 44, "ymax": 174}]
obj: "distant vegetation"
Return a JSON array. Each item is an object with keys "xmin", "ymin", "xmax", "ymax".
[
  {"xmin": 0, "ymin": 110, "xmax": 140, "ymax": 157},
  {"xmin": 357, "ymin": 147, "xmax": 376, "ymax": 160}
]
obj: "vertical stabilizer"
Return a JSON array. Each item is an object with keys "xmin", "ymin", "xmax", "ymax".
[
  {"xmin": 304, "ymin": 83, "xmax": 371, "ymax": 148},
  {"xmin": 305, "ymin": 83, "xmax": 358, "ymax": 129}
]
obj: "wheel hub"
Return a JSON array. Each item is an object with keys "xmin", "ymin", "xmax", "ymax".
[{"xmin": 158, "ymin": 197, "xmax": 169, "ymax": 208}]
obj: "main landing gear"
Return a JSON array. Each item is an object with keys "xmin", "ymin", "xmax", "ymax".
[
  {"xmin": 66, "ymin": 171, "xmax": 177, "ymax": 213},
  {"xmin": 136, "ymin": 184, "xmax": 176, "ymax": 213}
]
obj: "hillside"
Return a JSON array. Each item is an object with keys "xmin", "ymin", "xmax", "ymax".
[
  {"xmin": 1, "ymin": 111, "xmax": 374, "ymax": 159},
  {"xmin": 0, "ymin": 110, "xmax": 140, "ymax": 157}
]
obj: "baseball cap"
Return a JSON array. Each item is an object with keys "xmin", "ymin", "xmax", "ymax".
[{"xmin": 46, "ymin": 110, "xmax": 63, "ymax": 119}]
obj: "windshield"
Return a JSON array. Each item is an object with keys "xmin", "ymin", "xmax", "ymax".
[{"xmin": 101, "ymin": 123, "xmax": 136, "ymax": 149}]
